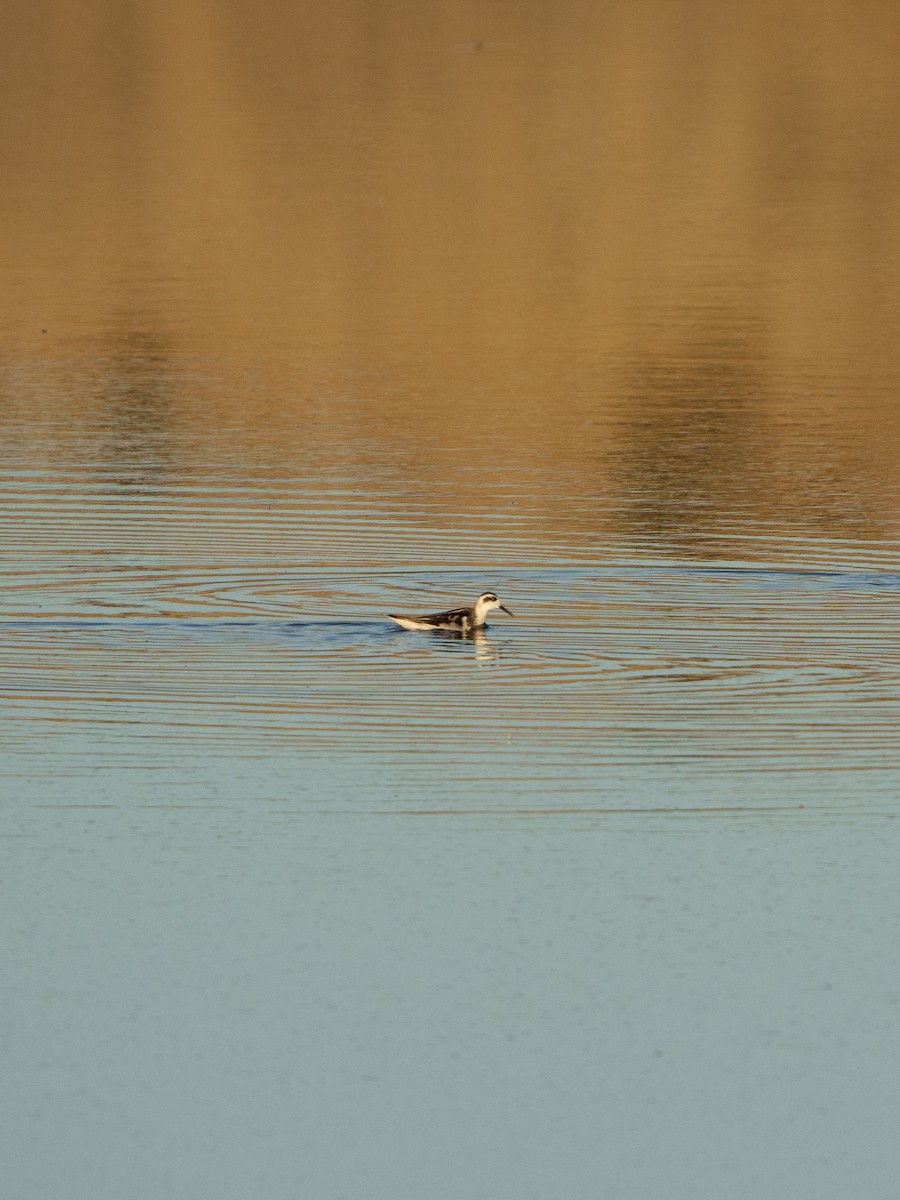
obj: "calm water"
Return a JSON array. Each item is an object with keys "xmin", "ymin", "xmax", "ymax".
[{"xmin": 3, "ymin": 3, "xmax": 900, "ymax": 1198}]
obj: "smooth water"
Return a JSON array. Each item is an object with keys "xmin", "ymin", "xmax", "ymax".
[{"xmin": 3, "ymin": 3, "xmax": 900, "ymax": 1198}]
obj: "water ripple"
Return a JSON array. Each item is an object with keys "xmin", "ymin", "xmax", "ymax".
[{"xmin": 2, "ymin": 466, "xmax": 899, "ymax": 803}]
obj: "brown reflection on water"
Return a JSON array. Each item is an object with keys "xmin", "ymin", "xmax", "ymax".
[
  {"xmin": 94, "ymin": 324, "xmax": 176, "ymax": 485},
  {"xmin": 2, "ymin": 0, "xmax": 900, "ymax": 548},
  {"xmin": 613, "ymin": 313, "xmax": 771, "ymax": 550}
]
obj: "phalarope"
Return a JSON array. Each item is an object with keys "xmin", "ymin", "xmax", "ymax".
[{"xmin": 388, "ymin": 591, "xmax": 514, "ymax": 633}]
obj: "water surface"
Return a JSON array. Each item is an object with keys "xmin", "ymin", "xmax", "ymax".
[{"xmin": 2, "ymin": 3, "xmax": 900, "ymax": 1198}]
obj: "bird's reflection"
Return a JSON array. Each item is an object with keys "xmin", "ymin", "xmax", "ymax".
[{"xmin": 429, "ymin": 627, "xmax": 500, "ymax": 662}]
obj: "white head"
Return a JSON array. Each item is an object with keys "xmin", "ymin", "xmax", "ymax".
[{"xmin": 473, "ymin": 591, "xmax": 514, "ymax": 621}]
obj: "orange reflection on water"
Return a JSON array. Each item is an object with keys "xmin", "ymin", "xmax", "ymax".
[{"xmin": 1, "ymin": 0, "xmax": 899, "ymax": 548}]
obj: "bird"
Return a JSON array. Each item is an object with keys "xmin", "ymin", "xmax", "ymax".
[{"xmin": 388, "ymin": 591, "xmax": 514, "ymax": 633}]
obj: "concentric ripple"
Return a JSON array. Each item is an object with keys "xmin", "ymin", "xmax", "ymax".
[{"xmin": 2, "ymin": 448, "xmax": 900, "ymax": 807}]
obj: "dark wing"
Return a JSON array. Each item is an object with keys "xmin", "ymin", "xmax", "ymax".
[{"xmin": 419, "ymin": 604, "xmax": 469, "ymax": 624}]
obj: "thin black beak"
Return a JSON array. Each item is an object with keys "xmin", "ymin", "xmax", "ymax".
[{"xmin": 499, "ymin": 604, "xmax": 514, "ymax": 617}]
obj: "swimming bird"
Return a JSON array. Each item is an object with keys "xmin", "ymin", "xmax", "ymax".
[{"xmin": 388, "ymin": 591, "xmax": 514, "ymax": 633}]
